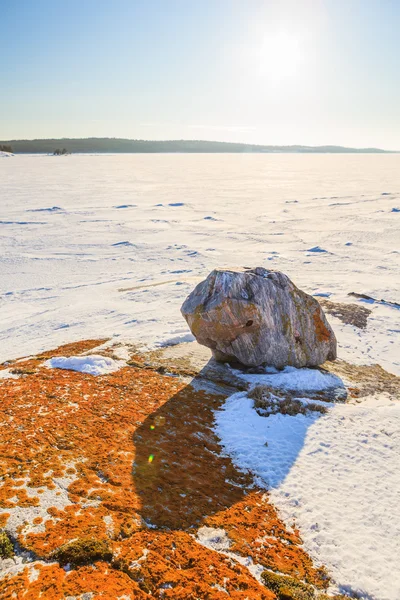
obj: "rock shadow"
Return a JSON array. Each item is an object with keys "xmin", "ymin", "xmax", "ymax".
[
  {"xmin": 132, "ymin": 361, "xmax": 347, "ymax": 530},
  {"xmin": 132, "ymin": 364, "xmax": 252, "ymax": 530}
]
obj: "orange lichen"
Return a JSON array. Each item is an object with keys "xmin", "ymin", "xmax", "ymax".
[
  {"xmin": 0, "ymin": 340, "xmax": 332, "ymax": 598},
  {"xmin": 312, "ymin": 311, "xmax": 332, "ymax": 343},
  {"xmin": 0, "ymin": 339, "xmax": 108, "ymax": 372},
  {"xmin": 205, "ymin": 493, "xmax": 328, "ymax": 588}
]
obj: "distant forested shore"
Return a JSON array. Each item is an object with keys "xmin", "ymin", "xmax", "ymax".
[{"xmin": 0, "ymin": 138, "xmax": 393, "ymax": 154}]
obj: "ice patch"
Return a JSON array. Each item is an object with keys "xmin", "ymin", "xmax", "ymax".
[
  {"xmin": 112, "ymin": 241, "xmax": 135, "ymax": 247},
  {"xmin": 114, "ymin": 204, "xmax": 137, "ymax": 209},
  {"xmin": 0, "ymin": 220, "xmax": 46, "ymax": 225},
  {"xmin": 313, "ymin": 291, "xmax": 332, "ymax": 297},
  {"xmin": 27, "ymin": 207, "xmax": 63, "ymax": 213},
  {"xmin": 307, "ymin": 246, "xmax": 328, "ymax": 253},
  {"xmin": 45, "ymin": 355, "xmax": 125, "ymax": 375}
]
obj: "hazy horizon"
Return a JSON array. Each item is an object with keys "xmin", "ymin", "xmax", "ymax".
[{"xmin": 1, "ymin": 0, "xmax": 400, "ymax": 150}]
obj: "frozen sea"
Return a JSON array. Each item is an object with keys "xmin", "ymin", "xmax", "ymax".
[
  {"xmin": 1, "ymin": 153, "xmax": 399, "ymax": 371},
  {"xmin": 1, "ymin": 153, "xmax": 400, "ymax": 599}
]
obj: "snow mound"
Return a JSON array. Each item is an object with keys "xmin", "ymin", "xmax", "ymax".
[
  {"xmin": 0, "ymin": 151, "xmax": 13, "ymax": 157},
  {"xmin": 46, "ymin": 355, "xmax": 125, "ymax": 375}
]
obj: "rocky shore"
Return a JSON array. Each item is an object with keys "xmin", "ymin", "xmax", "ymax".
[{"xmin": 0, "ymin": 337, "xmax": 368, "ymax": 600}]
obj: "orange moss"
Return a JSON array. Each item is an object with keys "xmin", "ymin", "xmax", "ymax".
[{"xmin": 0, "ymin": 340, "xmax": 332, "ymax": 598}]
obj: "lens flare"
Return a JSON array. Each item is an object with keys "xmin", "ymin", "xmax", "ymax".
[{"xmin": 148, "ymin": 454, "xmax": 154, "ymax": 463}]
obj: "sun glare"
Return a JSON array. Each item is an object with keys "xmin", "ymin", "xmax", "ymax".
[{"xmin": 258, "ymin": 31, "xmax": 305, "ymax": 84}]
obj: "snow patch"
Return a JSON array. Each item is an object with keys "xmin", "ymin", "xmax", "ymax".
[
  {"xmin": 0, "ymin": 369, "xmax": 19, "ymax": 380},
  {"xmin": 156, "ymin": 332, "xmax": 195, "ymax": 347},
  {"xmin": 45, "ymin": 355, "xmax": 125, "ymax": 375},
  {"xmin": 233, "ymin": 365, "xmax": 344, "ymax": 394},
  {"xmin": 196, "ymin": 527, "xmax": 231, "ymax": 552},
  {"xmin": 196, "ymin": 526, "xmax": 265, "ymax": 584},
  {"xmin": 215, "ymin": 378, "xmax": 400, "ymax": 599}
]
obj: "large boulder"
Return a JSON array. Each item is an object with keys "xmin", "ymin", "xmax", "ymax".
[{"xmin": 181, "ymin": 267, "xmax": 337, "ymax": 368}]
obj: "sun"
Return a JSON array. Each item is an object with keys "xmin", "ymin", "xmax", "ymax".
[{"xmin": 258, "ymin": 31, "xmax": 305, "ymax": 84}]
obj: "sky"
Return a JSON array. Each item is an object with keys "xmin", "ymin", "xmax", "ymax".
[{"xmin": 1, "ymin": 0, "xmax": 399, "ymax": 149}]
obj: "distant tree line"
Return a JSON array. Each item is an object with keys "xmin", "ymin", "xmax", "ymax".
[
  {"xmin": 0, "ymin": 144, "xmax": 12, "ymax": 153},
  {"xmin": 0, "ymin": 138, "xmax": 391, "ymax": 154}
]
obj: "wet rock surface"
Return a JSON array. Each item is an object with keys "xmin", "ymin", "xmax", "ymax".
[{"xmin": 181, "ymin": 267, "xmax": 337, "ymax": 368}]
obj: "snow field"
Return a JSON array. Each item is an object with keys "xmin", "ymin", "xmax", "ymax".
[{"xmin": 0, "ymin": 154, "xmax": 399, "ymax": 373}]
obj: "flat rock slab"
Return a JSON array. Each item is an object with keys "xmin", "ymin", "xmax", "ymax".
[{"xmin": 181, "ymin": 267, "xmax": 337, "ymax": 368}]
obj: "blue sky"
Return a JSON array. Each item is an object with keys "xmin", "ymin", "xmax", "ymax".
[{"xmin": 1, "ymin": 0, "xmax": 399, "ymax": 148}]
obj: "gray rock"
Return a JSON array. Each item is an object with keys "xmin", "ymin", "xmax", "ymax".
[{"xmin": 181, "ymin": 267, "xmax": 337, "ymax": 368}]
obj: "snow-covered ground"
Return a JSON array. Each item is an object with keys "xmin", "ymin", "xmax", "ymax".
[
  {"xmin": 1, "ymin": 153, "xmax": 399, "ymax": 599},
  {"xmin": 215, "ymin": 372, "xmax": 400, "ymax": 600},
  {"xmin": 0, "ymin": 154, "xmax": 399, "ymax": 373}
]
